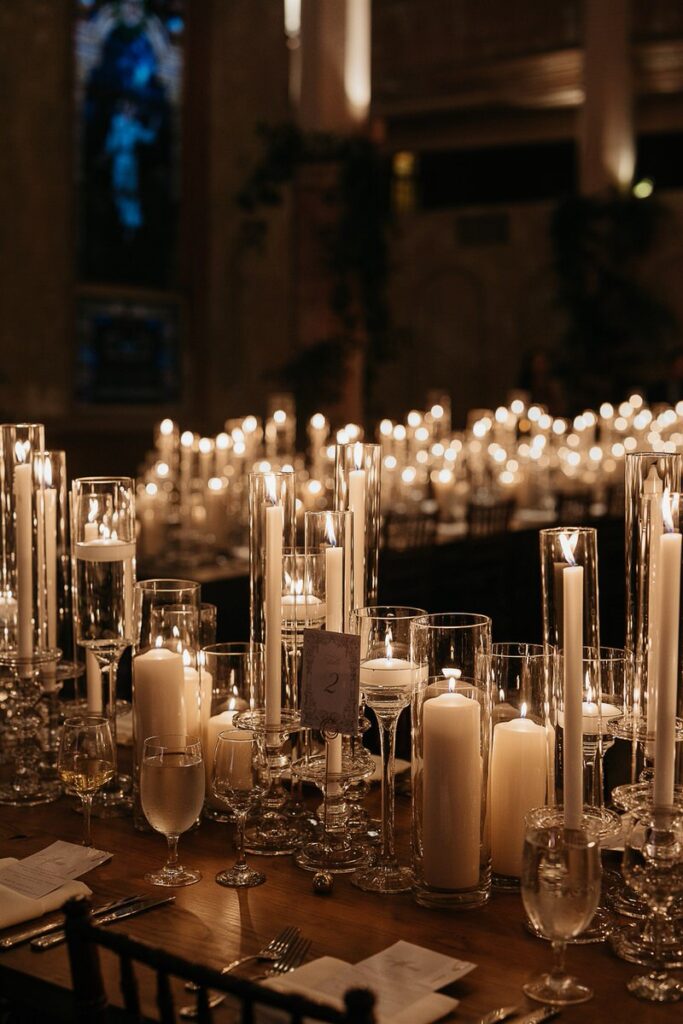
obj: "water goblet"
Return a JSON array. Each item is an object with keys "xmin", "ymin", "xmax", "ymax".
[
  {"xmin": 57, "ymin": 714, "xmax": 115, "ymax": 846},
  {"xmin": 620, "ymin": 806, "xmax": 683, "ymax": 1001},
  {"xmin": 213, "ymin": 730, "xmax": 270, "ymax": 888},
  {"xmin": 140, "ymin": 734, "xmax": 204, "ymax": 886},
  {"xmin": 521, "ymin": 808, "xmax": 602, "ymax": 1004}
]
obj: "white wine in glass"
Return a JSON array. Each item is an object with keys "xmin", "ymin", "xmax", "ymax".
[
  {"xmin": 57, "ymin": 715, "xmax": 115, "ymax": 846},
  {"xmin": 141, "ymin": 735, "xmax": 204, "ymax": 886}
]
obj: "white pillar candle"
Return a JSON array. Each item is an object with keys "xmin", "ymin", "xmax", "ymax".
[
  {"xmin": 348, "ymin": 452, "xmax": 366, "ymax": 609},
  {"xmin": 265, "ymin": 501, "xmax": 283, "ymax": 729},
  {"xmin": 490, "ymin": 715, "xmax": 547, "ymax": 877},
  {"xmin": 324, "ymin": 543, "xmax": 344, "ymax": 783},
  {"xmin": 422, "ymin": 692, "xmax": 482, "ymax": 889},
  {"xmin": 44, "ymin": 487, "xmax": 58, "ymax": 649},
  {"xmin": 359, "ymin": 654, "xmax": 420, "ymax": 696},
  {"xmin": 653, "ymin": 527, "xmax": 682, "ymax": 808},
  {"xmin": 183, "ymin": 661, "xmax": 202, "ymax": 737},
  {"xmin": 14, "ymin": 459, "xmax": 33, "ymax": 660},
  {"xmin": 133, "ymin": 648, "xmax": 186, "ymax": 758},
  {"xmin": 202, "ymin": 707, "xmax": 235, "ymax": 801},
  {"xmin": 281, "ymin": 594, "xmax": 325, "ymax": 623},
  {"xmin": 563, "ymin": 564, "xmax": 584, "ymax": 830}
]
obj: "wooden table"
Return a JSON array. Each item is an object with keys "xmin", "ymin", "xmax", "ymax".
[{"xmin": 0, "ymin": 791, "xmax": 677, "ymax": 1024}]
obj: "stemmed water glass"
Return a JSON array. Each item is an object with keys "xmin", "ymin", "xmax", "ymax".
[
  {"xmin": 351, "ymin": 606, "xmax": 426, "ymax": 894},
  {"xmin": 140, "ymin": 734, "xmax": 204, "ymax": 886},
  {"xmin": 620, "ymin": 806, "xmax": 683, "ymax": 1002},
  {"xmin": 57, "ymin": 715, "xmax": 115, "ymax": 846},
  {"xmin": 213, "ymin": 730, "xmax": 270, "ymax": 888},
  {"xmin": 521, "ymin": 808, "xmax": 602, "ymax": 1005},
  {"xmin": 72, "ymin": 476, "xmax": 136, "ymax": 815}
]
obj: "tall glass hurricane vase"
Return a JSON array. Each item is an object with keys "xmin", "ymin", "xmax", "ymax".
[
  {"xmin": 352, "ymin": 606, "xmax": 427, "ymax": 894},
  {"xmin": 72, "ymin": 477, "xmax": 136, "ymax": 815}
]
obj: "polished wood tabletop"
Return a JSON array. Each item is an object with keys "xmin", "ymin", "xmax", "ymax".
[{"xmin": 0, "ymin": 789, "xmax": 678, "ymax": 1024}]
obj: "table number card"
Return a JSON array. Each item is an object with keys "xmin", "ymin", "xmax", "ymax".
[{"xmin": 301, "ymin": 629, "xmax": 360, "ymax": 735}]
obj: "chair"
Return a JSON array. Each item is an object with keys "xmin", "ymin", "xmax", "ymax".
[
  {"xmin": 64, "ymin": 897, "xmax": 375, "ymax": 1024},
  {"xmin": 382, "ymin": 502, "xmax": 438, "ymax": 552},
  {"xmin": 465, "ymin": 498, "xmax": 514, "ymax": 537},
  {"xmin": 555, "ymin": 490, "xmax": 594, "ymax": 523}
]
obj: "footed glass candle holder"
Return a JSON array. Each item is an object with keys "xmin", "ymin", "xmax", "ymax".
[{"xmin": 411, "ymin": 612, "xmax": 492, "ymax": 909}]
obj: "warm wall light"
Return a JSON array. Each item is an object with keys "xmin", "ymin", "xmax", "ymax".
[{"xmin": 344, "ymin": 0, "xmax": 371, "ymax": 123}]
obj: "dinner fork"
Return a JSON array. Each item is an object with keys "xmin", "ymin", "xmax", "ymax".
[
  {"xmin": 258, "ymin": 935, "xmax": 312, "ymax": 979},
  {"xmin": 178, "ymin": 928, "xmax": 304, "ymax": 1018}
]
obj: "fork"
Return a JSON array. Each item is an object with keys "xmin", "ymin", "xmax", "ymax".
[
  {"xmin": 477, "ymin": 1005, "xmax": 521, "ymax": 1024},
  {"xmin": 178, "ymin": 927, "xmax": 302, "ymax": 1018},
  {"xmin": 258, "ymin": 935, "xmax": 312, "ymax": 979}
]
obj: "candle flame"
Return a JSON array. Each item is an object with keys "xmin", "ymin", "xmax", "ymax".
[
  {"xmin": 14, "ymin": 441, "xmax": 29, "ymax": 464},
  {"xmin": 384, "ymin": 628, "xmax": 393, "ymax": 661},
  {"xmin": 88, "ymin": 498, "xmax": 98, "ymax": 524},
  {"xmin": 43, "ymin": 455, "xmax": 52, "ymax": 487},
  {"xmin": 559, "ymin": 530, "xmax": 579, "ymax": 566},
  {"xmin": 155, "ymin": 635, "xmax": 163, "ymax": 648},
  {"xmin": 442, "ymin": 666, "xmax": 461, "ymax": 692},
  {"xmin": 353, "ymin": 441, "xmax": 364, "ymax": 471},
  {"xmin": 182, "ymin": 648, "xmax": 191, "ymax": 667},
  {"xmin": 520, "ymin": 702, "xmax": 527, "ymax": 719},
  {"xmin": 160, "ymin": 418, "xmax": 174, "ymax": 436},
  {"xmin": 264, "ymin": 473, "xmax": 277, "ymax": 505},
  {"xmin": 324, "ymin": 512, "xmax": 337, "ymax": 547},
  {"xmin": 662, "ymin": 488, "xmax": 676, "ymax": 534}
]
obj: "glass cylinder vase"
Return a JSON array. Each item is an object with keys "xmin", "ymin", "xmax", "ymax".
[
  {"xmin": 539, "ymin": 527, "xmax": 600, "ymax": 655},
  {"xmin": 334, "ymin": 442, "xmax": 381, "ymax": 609},
  {"xmin": 410, "ymin": 612, "xmax": 492, "ymax": 908}
]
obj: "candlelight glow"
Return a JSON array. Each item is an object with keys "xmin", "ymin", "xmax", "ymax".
[
  {"xmin": 145, "ymin": 482, "xmax": 158, "ymax": 496},
  {"xmin": 208, "ymin": 477, "xmax": 222, "ymax": 492},
  {"xmin": 384, "ymin": 629, "xmax": 393, "ymax": 660},
  {"xmin": 264, "ymin": 473, "xmax": 278, "ymax": 505},
  {"xmin": 216, "ymin": 432, "xmax": 230, "ymax": 450},
  {"xmin": 324, "ymin": 512, "xmax": 337, "ymax": 547},
  {"xmin": 662, "ymin": 488, "xmax": 676, "ymax": 534},
  {"xmin": 353, "ymin": 442, "xmax": 364, "ymax": 471},
  {"xmin": 198, "ymin": 437, "xmax": 212, "ymax": 454},
  {"xmin": 559, "ymin": 531, "xmax": 579, "ymax": 565},
  {"xmin": 159, "ymin": 418, "xmax": 174, "ymax": 436},
  {"xmin": 242, "ymin": 416, "xmax": 258, "ymax": 434},
  {"xmin": 273, "ymin": 409, "xmax": 287, "ymax": 425},
  {"xmin": 431, "ymin": 404, "xmax": 444, "ymax": 419},
  {"xmin": 180, "ymin": 430, "xmax": 194, "ymax": 448},
  {"xmin": 311, "ymin": 413, "xmax": 326, "ymax": 430},
  {"xmin": 520, "ymin": 702, "xmax": 527, "ymax": 719}
]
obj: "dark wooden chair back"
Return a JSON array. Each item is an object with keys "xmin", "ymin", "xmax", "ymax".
[
  {"xmin": 382, "ymin": 503, "xmax": 438, "ymax": 551},
  {"xmin": 555, "ymin": 490, "xmax": 593, "ymax": 523},
  {"xmin": 64, "ymin": 897, "xmax": 375, "ymax": 1024},
  {"xmin": 466, "ymin": 498, "xmax": 514, "ymax": 537}
]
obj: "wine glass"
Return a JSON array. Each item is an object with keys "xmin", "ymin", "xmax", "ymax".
[
  {"xmin": 57, "ymin": 715, "xmax": 115, "ymax": 846},
  {"xmin": 620, "ymin": 806, "xmax": 683, "ymax": 1002},
  {"xmin": 72, "ymin": 476, "xmax": 136, "ymax": 815},
  {"xmin": 140, "ymin": 734, "xmax": 204, "ymax": 886},
  {"xmin": 521, "ymin": 808, "xmax": 601, "ymax": 1004},
  {"xmin": 213, "ymin": 729, "xmax": 270, "ymax": 888}
]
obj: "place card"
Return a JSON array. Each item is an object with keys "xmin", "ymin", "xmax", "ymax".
[
  {"xmin": 0, "ymin": 841, "xmax": 111, "ymax": 899},
  {"xmin": 357, "ymin": 939, "xmax": 476, "ymax": 990},
  {"xmin": 300, "ymin": 629, "xmax": 360, "ymax": 735}
]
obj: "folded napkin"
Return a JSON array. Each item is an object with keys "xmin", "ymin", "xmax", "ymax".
[
  {"xmin": 0, "ymin": 858, "xmax": 91, "ymax": 931},
  {"xmin": 266, "ymin": 956, "xmax": 458, "ymax": 1024}
]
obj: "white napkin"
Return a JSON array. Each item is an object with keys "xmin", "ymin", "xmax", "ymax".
[
  {"xmin": 266, "ymin": 956, "xmax": 458, "ymax": 1024},
  {"xmin": 0, "ymin": 857, "xmax": 91, "ymax": 930}
]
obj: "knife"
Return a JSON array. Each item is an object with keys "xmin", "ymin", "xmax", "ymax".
[
  {"xmin": 30, "ymin": 895, "xmax": 176, "ymax": 951},
  {"xmin": 0, "ymin": 895, "xmax": 141, "ymax": 951}
]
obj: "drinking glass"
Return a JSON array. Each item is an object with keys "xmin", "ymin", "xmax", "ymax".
[
  {"xmin": 213, "ymin": 730, "xmax": 270, "ymax": 888},
  {"xmin": 352, "ymin": 606, "xmax": 426, "ymax": 894},
  {"xmin": 57, "ymin": 715, "xmax": 115, "ymax": 846},
  {"xmin": 620, "ymin": 806, "xmax": 683, "ymax": 1001},
  {"xmin": 521, "ymin": 808, "xmax": 602, "ymax": 1004},
  {"xmin": 72, "ymin": 476, "xmax": 136, "ymax": 814},
  {"xmin": 140, "ymin": 734, "xmax": 204, "ymax": 886}
]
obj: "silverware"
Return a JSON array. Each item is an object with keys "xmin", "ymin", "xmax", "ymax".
[
  {"xmin": 477, "ymin": 1006, "xmax": 521, "ymax": 1024},
  {"xmin": 30, "ymin": 895, "xmax": 175, "ymax": 951},
  {"xmin": 0, "ymin": 895, "xmax": 140, "ymax": 951},
  {"xmin": 179, "ymin": 925, "xmax": 305, "ymax": 1019},
  {"xmin": 515, "ymin": 1008, "xmax": 559, "ymax": 1024}
]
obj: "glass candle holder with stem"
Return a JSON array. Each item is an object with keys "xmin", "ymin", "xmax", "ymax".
[
  {"xmin": 212, "ymin": 729, "xmax": 271, "ymax": 888},
  {"xmin": 351, "ymin": 606, "xmax": 427, "ymax": 894},
  {"xmin": 410, "ymin": 613, "xmax": 492, "ymax": 908},
  {"xmin": 521, "ymin": 807, "xmax": 602, "ymax": 1005},
  {"xmin": 201, "ymin": 642, "xmax": 263, "ymax": 822},
  {"xmin": 489, "ymin": 643, "xmax": 553, "ymax": 889},
  {"xmin": 620, "ymin": 805, "xmax": 683, "ymax": 1002},
  {"xmin": 57, "ymin": 714, "xmax": 115, "ymax": 846},
  {"xmin": 140, "ymin": 734, "xmax": 204, "ymax": 886},
  {"xmin": 71, "ymin": 476, "xmax": 136, "ymax": 815},
  {"xmin": 131, "ymin": 579, "xmax": 201, "ymax": 829}
]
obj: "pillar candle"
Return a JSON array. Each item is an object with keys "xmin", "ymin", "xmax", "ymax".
[
  {"xmin": 563, "ymin": 564, "xmax": 584, "ymax": 829},
  {"xmin": 14, "ymin": 459, "xmax": 33, "ymax": 659},
  {"xmin": 202, "ymin": 708, "xmax": 236, "ymax": 801},
  {"xmin": 265, "ymin": 501, "xmax": 283, "ymax": 728},
  {"xmin": 422, "ymin": 692, "xmax": 481, "ymax": 889},
  {"xmin": 490, "ymin": 716, "xmax": 547, "ymax": 877},
  {"xmin": 133, "ymin": 648, "xmax": 185, "ymax": 759},
  {"xmin": 281, "ymin": 594, "xmax": 325, "ymax": 623},
  {"xmin": 653, "ymin": 527, "xmax": 682, "ymax": 808}
]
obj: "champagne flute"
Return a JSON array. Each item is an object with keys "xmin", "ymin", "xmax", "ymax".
[
  {"xmin": 521, "ymin": 808, "xmax": 601, "ymax": 1004},
  {"xmin": 140, "ymin": 735, "xmax": 204, "ymax": 886},
  {"xmin": 213, "ymin": 730, "xmax": 270, "ymax": 888},
  {"xmin": 57, "ymin": 715, "xmax": 115, "ymax": 846}
]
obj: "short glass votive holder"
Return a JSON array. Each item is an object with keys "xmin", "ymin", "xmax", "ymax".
[
  {"xmin": 489, "ymin": 643, "xmax": 554, "ymax": 889},
  {"xmin": 411, "ymin": 670, "xmax": 492, "ymax": 909}
]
